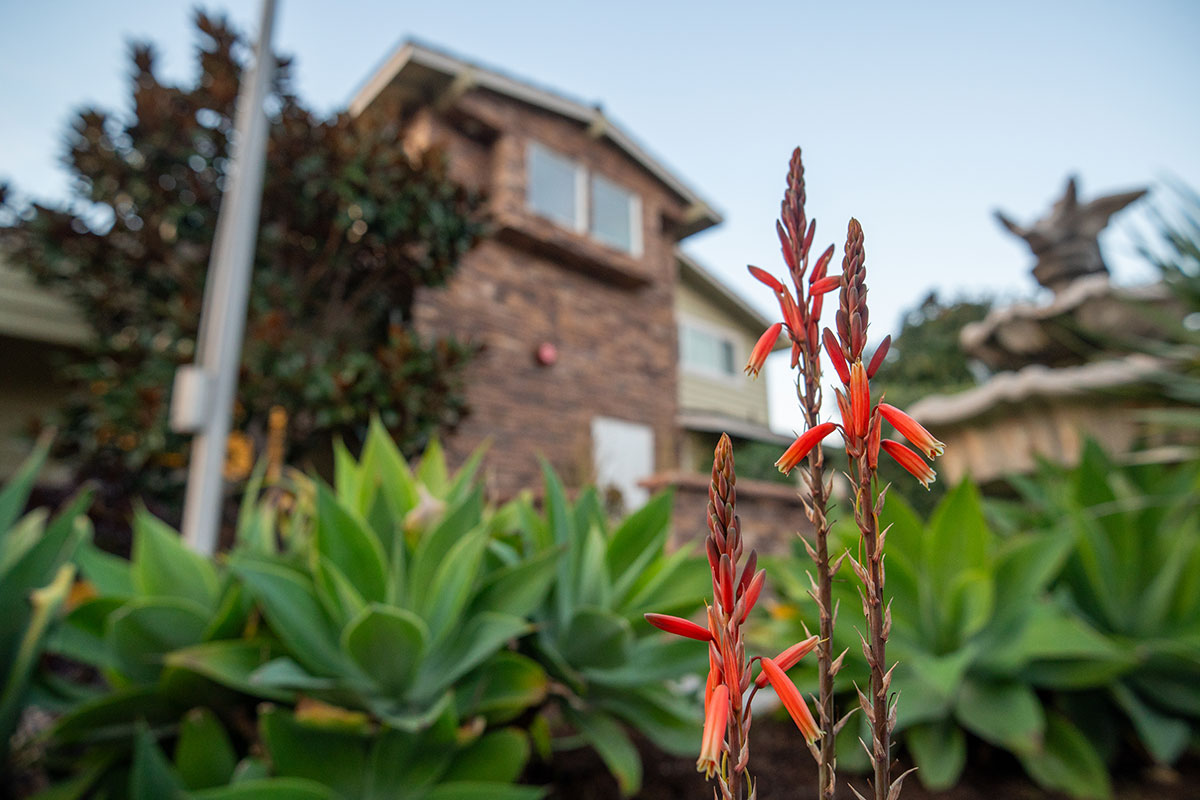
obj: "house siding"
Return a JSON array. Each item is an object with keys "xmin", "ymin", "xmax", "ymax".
[{"xmin": 675, "ymin": 278, "xmax": 770, "ymax": 426}]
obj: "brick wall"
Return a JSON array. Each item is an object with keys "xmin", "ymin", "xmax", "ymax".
[
  {"xmin": 645, "ymin": 471, "xmax": 813, "ymax": 558},
  {"xmin": 388, "ymin": 88, "xmax": 691, "ymax": 498}
]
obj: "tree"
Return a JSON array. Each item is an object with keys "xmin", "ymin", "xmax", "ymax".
[
  {"xmin": 869, "ymin": 292, "xmax": 992, "ymax": 411},
  {"xmin": 0, "ymin": 12, "xmax": 486, "ymax": 535}
]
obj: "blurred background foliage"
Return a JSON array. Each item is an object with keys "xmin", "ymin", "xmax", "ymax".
[{"xmin": 0, "ymin": 12, "xmax": 487, "ymax": 540}]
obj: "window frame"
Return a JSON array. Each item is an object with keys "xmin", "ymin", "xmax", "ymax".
[
  {"xmin": 525, "ymin": 140, "xmax": 643, "ymax": 256},
  {"xmin": 678, "ymin": 316, "xmax": 742, "ymax": 383}
]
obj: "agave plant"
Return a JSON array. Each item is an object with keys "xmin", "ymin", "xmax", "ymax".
[
  {"xmin": 513, "ymin": 464, "xmax": 710, "ymax": 796},
  {"xmin": 764, "ymin": 480, "xmax": 1129, "ymax": 799},
  {"xmin": 38, "ymin": 422, "xmax": 551, "ymax": 799},
  {"xmin": 0, "ymin": 435, "xmax": 91, "ymax": 772},
  {"xmin": 1011, "ymin": 441, "xmax": 1200, "ymax": 769}
]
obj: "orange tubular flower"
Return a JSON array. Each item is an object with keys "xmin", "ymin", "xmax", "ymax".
[
  {"xmin": 745, "ymin": 322, "xmax": 783, "ymax": 378},
  {"xmin": 809, "ymin": 275, "xmax": 842, "ymax": 296},
  {"xmin": 759, "ymin": 657, "xmax": 820, "ymax": 743},
  {"xmin": 867, "ymin": 411, "xmax": 882, "ymax": 471},
  {"xmin": 879, "ymin": 402, "xmax": 945, "ymax": 459},
  {"xmin": 881, "ymin": 439, "xmax": 937, "ymax": 489},
  {"xmin": 849, "ymin": 361, "xmax": 870, "ymax": 439},
  {"xmin": 698, "ymin": 683, "xmax": 730, "ymax": 777},
  {"xmin": 755, "ymin": 635, "xmax": 820, "ymax": 687},
  {"xmin": 645, "ymin": 613, "xmax": 713, "ymax": 642},
  {"xmin": 775, "ymin": 422, "xmax": 838, "ymax": 475}
]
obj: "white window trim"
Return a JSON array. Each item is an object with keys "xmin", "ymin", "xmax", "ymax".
[
  {"xmin": 526, "ymin": 140, "xmax": 642, "ymax": 256},
  {"xmin": 678, "ymin": 314, "xmax": 742, "ymax": 384}
]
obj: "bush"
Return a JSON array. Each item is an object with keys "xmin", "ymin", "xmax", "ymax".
[{"xmin": 28, "ymin": 425, "xmax": 705, "ymax": 798}]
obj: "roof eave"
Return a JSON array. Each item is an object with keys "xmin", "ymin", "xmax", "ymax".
[{"xmin": 347, "ymin": 40, "xmax": 723, "ymax": 235}]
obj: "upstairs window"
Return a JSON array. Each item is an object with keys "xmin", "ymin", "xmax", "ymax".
[
  {"xmin": 680, "ymin": 322, "xmax": 737, "ymax": 378},
  {"xmin": 591, "ymin": 174, "xmax": 640, "ymax": 253},
  {"xmin": 527, "ymin": 143, "xmax": 583, "ymax": 230},
  {"xmin": 526, "ymin": 141, "xmax": 642, "ymax": 255}
]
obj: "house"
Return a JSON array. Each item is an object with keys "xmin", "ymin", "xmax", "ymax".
[
  {"xmin": 350, "ymin": 42, "xmax": 803, "ymax": 532},
  {"xmin": 3, "ymin": 41, "xmax": 807, "ymax": 550}
]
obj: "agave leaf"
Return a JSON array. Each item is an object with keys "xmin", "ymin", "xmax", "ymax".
[
  {"xmin": 174, "ymin": 707, "xmax": 237, "ymax": 790},
  {"xmin": 314, "ymin": 483, "xmax": 388, "ymax": 605},
  {"xmin": 564, "ymin": 707, "xmax": 641, "ymax": 797},
  {"xmin": 342, "ymin": 604, "xmax": 429, "ymax": 697},
  {"xmin": 131, "ymin": 510, "xmax": 219, "ymax": 611},
  {"xmin": 905, "ymin": 718, "xmax": 966, "ymax": 791}
]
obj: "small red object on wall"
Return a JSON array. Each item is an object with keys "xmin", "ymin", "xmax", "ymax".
[{"xmin": 536, "ymin": 342, "xmax": 558, "ymax": 366}]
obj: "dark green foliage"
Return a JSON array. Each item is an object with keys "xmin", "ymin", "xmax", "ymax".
[
  {"xmin": 0, "ymin": 11, "xmax": 486, "ymax": 520},
  {"xmin": 0, "ymin": 436, "xmax": 90, "ymax": 773},
  {"xmin": 870, "ymin": 292, "xmax": 992, "ymax": 411},
  {"xmin": 35, "ymin": 426, "xmax": 548, "ymax": 799},
  {"xmin": 517, "ymin": 465, "xmax": 710, "ymax": 796},
  {"xmin": 763, "ymin": 441, "xmax": 1200, "ymax": 799}
]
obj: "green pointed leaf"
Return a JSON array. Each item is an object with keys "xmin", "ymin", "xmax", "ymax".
[
  {"xmin": 606, "ymin": 490, "xmax": 672, "ymax": 594},
  {"xmin": 358, "ymin": 417, "xmax": 419, "ymax": 520},
  {"xmin": 107, "ymin": 597, "xmax": 209, "ymax": 683},
  {"xmin": 342, "ymin": 604, "xmax": 429, "ymax": 696},
  {"xmin": 131, "ymin": 511, "xmax": 219, "ymax": 610},
  {"xmin": 259, "ymin": 705, "xmax": 368, "ymax": 799},
  {"xmin": 926, "ymin": 480, "xmax": 990, "ymax": 594},
  {"xmin": 565, "ymin": 707, "xmax": 641, "ymax": 797},
  {"xmin": 468, "ymin": 546, "xmax": 560, "ymax": 620},
  {"xmin": 443, "ymin": 728, "xmax": 530, "ymax": 784},
  {"xmin": 422, "ymin": 527, "xmax": 489, "ymax": 640},
  {"xmin": 1016, "ymin": 712, "xmax": 1112, "ymax": 799},
  {"xmin": 417, "ymin": 438, "xmax": 450, "ymax": 496},
  {"xmin": 414, "ymin": 612, "xmax": 530, "ymax": 701},
  {"xmin": 74, "ymin": 540, "xmax": 134, "ymax": 597},
  {"xmin": 174, "ymin": 707, "xmax": 237, "ymax": 790},
  {"xmin": 165, "ymin": 639, "xmax": 291, "ymax": 702},
  {"xmin": 560, "ymin": 607, "xmax": 633, "ymax": 670},
  {"xmin": 0, "ymin": 433, "xmax": 51, "ymax": 533},
  {"xmin": 1111, "ymin": 682, "xmax": 1190, "ymax": 765},
  {"xmin": 408, "ymin": 489, "xmax": 483, "ymax": 608},
  {"xmin": 315, "ymin": 482, "xmax": 387, "ymax": 605},
  {"xmin": 593, "ymin": 684, "xmax": 701, "ymax": 756},
  {"xmin": 955, "ymin": 678, "xmax": 1044, "ymax": 752},
  {"xmin": 232, "ymin": 557, "xmax": 343, "ymax": 676},
  {"xmin": 50, "ymin": 687, "xmax": 174, "ymax": 745},
  {"xmin": 906, "ymin": 719, "xmax": 966, "ymax": 790},
  {"xmin": 454, "ymin": 652, "xmax": 548, "ymax": 724},
  {"xmin": 130, "ymin": 723, "xmax": 187, "ymax": 800}
]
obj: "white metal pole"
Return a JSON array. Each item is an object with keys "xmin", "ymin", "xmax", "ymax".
[{"xmin": 172, "ymin": 0, "xmax": 277, "ymax": 554}]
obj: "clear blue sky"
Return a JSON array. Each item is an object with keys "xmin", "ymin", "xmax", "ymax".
[{"xmin": 3, "ymin": 1, "xmax": 1198, "ymax": 433}]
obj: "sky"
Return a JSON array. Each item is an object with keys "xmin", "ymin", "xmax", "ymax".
[{"xmin": 2, "ymin": 0, "xmax": 1198, "ymax": 434}]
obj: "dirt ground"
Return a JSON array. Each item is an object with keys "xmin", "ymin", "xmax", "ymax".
[{"xmin": 527, "ymin": 718, "xmax": 1200, "ymax": 800}]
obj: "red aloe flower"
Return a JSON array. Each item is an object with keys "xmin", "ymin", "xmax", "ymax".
[
  {"xmin": 881, "ymin": 439, "xmax": 937, "ymax": 488},
  {"xmin": 745, "ymin": 322, "xmax": 783, "ymax": 378},
  {"xmin": 755, "ymin": 635, "xmax": 820, "ymax": 686},
  {"xmin": 759, "ymin": 657, "xmax": 821, "ymax": 743},
  {"xmin": 645, "ymin": 613, "xmax": 713, "ymax": 642},
  {"xmin": 849, "ymin": 360, "xmax": 870, "ymax": 439},
  {"xmin": 878, "ymin": 402, "xmax": 945, "ymax": 459},
  {"xmin": 775, "ymin": 422, "xmax": 838, "ymax": 475},
  {"xmin": 698, "ymin": 683, "xmax": 730, "ymax": 778}
]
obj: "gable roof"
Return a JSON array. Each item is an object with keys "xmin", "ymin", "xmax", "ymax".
[{"xmin": 348, "ymin": 40, "xmax": 722, "ymax": 238}]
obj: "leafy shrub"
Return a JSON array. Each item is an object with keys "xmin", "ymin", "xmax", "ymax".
[
  {"xmin": 1011, "ymin": 442, "xmax": 1200, "ymax": 768},
  {"xmin": 37, "ymin": 422, "xmax": 548, "ymax": 799},
  {"xmin": 508, "ymin": 465, "xmax": 710, "ymax": 796},
  {"xmin": 0, "ymin": 436, "xmax": 91, "ymax": 772},
  {"xmin": 765, "ymin": 480, "xmax": 1128, "ymax": 798}
]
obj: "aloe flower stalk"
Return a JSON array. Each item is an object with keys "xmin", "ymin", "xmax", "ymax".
[
  {"xmin": 811, "ymin": 217, "xmax": 940, "ymax": 800},
  {"xmin": 645, "ymin": 434, "xmax": 818, "ymax": 800},
  {"xmin": 745, "ymin": 148, "xmax": 843, "ymax": 800}
]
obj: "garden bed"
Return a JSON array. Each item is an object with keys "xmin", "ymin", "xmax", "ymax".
[{"xmin": 528, "ymin": 717, "xmax": 1200, "ymax": 799}]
